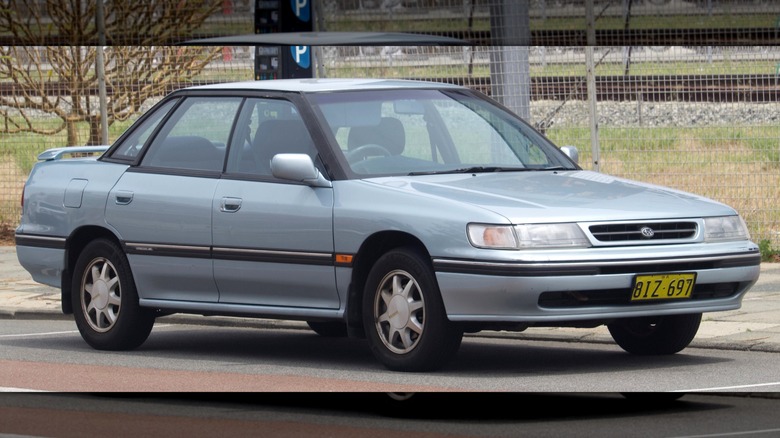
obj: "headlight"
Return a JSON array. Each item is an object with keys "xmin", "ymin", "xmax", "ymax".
[
  {"xmin": 704, "ymin": 216, "xmax": 750, "ymax": 242},
  {"xmin": 467, "ymin": 223, "xmax": 591, "ymax": 249},
  {"xmin": 514, "ymin": 223, "xmax": 591, "ymax": 249}
]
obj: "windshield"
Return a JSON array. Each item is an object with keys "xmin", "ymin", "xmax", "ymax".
[{"xmin": 307, "ymin": 88, "xmax": 578, "ymax": 177}]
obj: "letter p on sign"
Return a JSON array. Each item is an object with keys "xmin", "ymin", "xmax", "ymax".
[
  {"xmin": 291, "ymin": 0, "xmax": 310, "ymax": 22},
  {"xmin": 291, "ymin": 46, "xmax": 311, "ymax": 69}
]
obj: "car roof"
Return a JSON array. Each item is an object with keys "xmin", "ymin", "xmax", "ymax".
[{"xmin": 185, "ymin": 78, "xmax": 465, "ymax": 93}]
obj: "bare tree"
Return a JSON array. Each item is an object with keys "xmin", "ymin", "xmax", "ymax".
[{"xmin": 0, "ymin": 0, "xmax": 223, "ymax": 145}]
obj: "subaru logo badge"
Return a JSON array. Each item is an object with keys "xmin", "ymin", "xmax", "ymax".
[{"xmin": 640, "ymin": 226, "xmax": 655, "ymax": 239}]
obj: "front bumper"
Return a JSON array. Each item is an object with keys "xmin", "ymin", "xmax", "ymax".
[{"xmin": 433, "ymin": 246, "xmax": 761, "ymax": 323}]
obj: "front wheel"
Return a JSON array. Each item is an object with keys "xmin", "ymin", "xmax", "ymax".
[
  {"xmin": 608, "ymin": 313, "xmax": 701, "ymax": 355},
  {"xmin": 72, "ymin": 239, "xmax": 155, "ymax": 350},
  {"xmin": 362, "ymin": 248, "xmax": 462, "ymax": 372}
]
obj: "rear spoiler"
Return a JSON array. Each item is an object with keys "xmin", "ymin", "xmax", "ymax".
[{"xmin": 37, "ymin": 145, "xmax": 110, "ymax": 161}]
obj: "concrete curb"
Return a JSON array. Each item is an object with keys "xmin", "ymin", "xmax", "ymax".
[{"xmin": 0, "ymin": 307, "xmax": 68, "ymax": 320}]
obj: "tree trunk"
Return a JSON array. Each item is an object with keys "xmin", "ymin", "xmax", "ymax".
[
  {"xmin": 66, "ymin": 119, "xmax": 79, "ymax": 146},
  {"xmin": 88, "ymin": 117, "xmax": 102, "ymax": 145}
]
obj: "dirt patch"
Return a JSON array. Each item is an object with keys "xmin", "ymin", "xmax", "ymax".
[
  {"xmin": 0, "ymin": 223, "xmax": 15, "ymax": 245},
  {"xmin": 0, "ymin": 155, "xmax": 26, "ymax": 237},
  {"xmin": 0, "ymin": 224, "xmax": 16, "ymax": 246}
]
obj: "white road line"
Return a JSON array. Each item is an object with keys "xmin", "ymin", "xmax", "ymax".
[
  {"xmin": 0, "ymin": 387, "xmax": 47, "ymax": 392},
  {"xmin": 0, "ymin": 330, "xmax": 80, "ymax": 339},
  {"xmin": 671, "ymin": 428, "xmax": 780, "ymax": 437},
  {"xmin": 676, "ymin": 382, "xmax": 780, "ymax": 392},
  {"xmin": 0, "ymin": 324, "xmax": 173, "ymax": 339}
]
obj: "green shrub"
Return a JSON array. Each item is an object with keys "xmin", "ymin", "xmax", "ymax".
[{"xmin": 759, "ymin": 240, "xmax": 780, "ymax": 263}]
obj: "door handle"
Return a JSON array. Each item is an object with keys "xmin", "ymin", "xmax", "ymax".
[
  {"xmin": 220, "ymin": 197, "xmax": 242, "ymax": 213},
  {"xmin": 115, "ymin": 191, "xmax": 134, "ymax": 205}
]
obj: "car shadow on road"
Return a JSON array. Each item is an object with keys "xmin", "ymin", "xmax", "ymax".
[
  {"xmin": 3, "ymin": 322, "xmax": 733, "ymax": 379},
  {"xmin": 139, "ymin": 325, "xmax": 734, "ymax": 380},
  {"xmin": 136, "ymin": 391, "xmax": 733, "ymax": 423},
  {"xmin": 447, "ymin": 337, "xmax": 731, "ymax": 377}
]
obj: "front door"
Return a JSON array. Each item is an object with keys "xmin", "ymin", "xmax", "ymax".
[{"xmin": 212, "ymin": 98, "xmax": 338, "ymax": 309}]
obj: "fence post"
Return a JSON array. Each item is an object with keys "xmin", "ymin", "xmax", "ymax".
[
  {"xmin": 488, "ymin": 0, "xmax": 531, "ymax": 122},
  {"xmin": 96, "ymin": 0, "xmax": 109, "ymax": 145},
  {"xmin": 586, "ymin": 0, "xmax": 600, "ymax": 172},
  {"xmin": 586, "ymin": 46, "xmax": 600, "ymax": 173}
]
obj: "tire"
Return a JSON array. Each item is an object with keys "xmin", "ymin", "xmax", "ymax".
[
  {"xmin": 306, "ymin": 321, "xmax": 348, "ymax": 337},
  {"xmin": 362, "ymin": 248, "xmax": 463, "ymax": 372},
  {"xmin": 621, "ymin": 392, "xmax": 685, "ymax": 402},
  {"xmin": 71, "ymin": 238, "xmax": 155, "ymax": 350},
  {"xmin": 608, "ymin": 313, "xmax": 702, "ymax": 355}
]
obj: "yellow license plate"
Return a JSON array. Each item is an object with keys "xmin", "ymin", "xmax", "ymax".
[{"xmin": 630, "ymin": 273, "xmax": 697, "ymax": 302}]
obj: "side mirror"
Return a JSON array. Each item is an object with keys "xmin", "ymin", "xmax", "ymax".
[
  {"xmin": 271, "ymin": 154, "xmax": 332, "ymax": 188},
  {"xmin": 560, "ymin": 146, "xmax": 579, "ymax": 164}
]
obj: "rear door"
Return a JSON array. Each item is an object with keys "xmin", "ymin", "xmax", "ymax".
[{"xmin": 105, "ymin": 96, "xmax": 243, "ymax": 303}]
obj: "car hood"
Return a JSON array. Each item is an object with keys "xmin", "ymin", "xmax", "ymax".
[{"xmin": 365, "ymin": 170, "xmax": 736, "ymax": 223}]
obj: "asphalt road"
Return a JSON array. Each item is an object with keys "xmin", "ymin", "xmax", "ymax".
[
  {"xmin": 1, "ymin": 392, "xmax": 779, "ymax": 438},
  {"xmin": 2, "ymin": 319, "xmax": 780, "ymax": 393}
]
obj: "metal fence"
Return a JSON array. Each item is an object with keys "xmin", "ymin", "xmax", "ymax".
[
  {"xmin": 317, "ymin": 0, "xmax": 780, "ymax": 45},
  {"xmin": 4, "ymin": 1, "xmax": 780, "ymax": 45},
  {"xmin": 1, "ymin": 0, "xmax": 779, "ymax": 253},
  {"xmin": 319, "ymin": 45, "xmax": 780, "ymax": 252},
  {"xmin": 10, "ymin": 1, "xmax": 780, "ymax": 45}
]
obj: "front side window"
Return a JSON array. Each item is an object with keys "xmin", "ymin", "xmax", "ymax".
[
  {"xmin": 225, "ymin": 98, "xmax": 316, "ymax": 176},
  {"xmin": 308, "ymin": 89, "xmax": 575, "ymax": 177},
  {"xmin": 141, "ymin": 97, "xmax": 242, "ymax": 172}
]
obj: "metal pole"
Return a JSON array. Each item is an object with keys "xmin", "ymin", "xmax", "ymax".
[
  {"xmin": 312, "ymin": 0, "xmax": 326, "ymax": 78},
  {"xmin": 585, "ymin": 0, "xmax": 599, "ymax": 172},
  {"xmin": 488, "ymin": 0, "xmax": 531, "ymax": 122},
  {"xmin": 586, "ymin": 0, "xmax": 596, "ymax": 46},
  {"xmin": 96, "ymin": 0, "xmax": 109, "ymax": 145},
  {"xmin": 586, "ymin": 46, "xmax": 600, "ymax": 172}
]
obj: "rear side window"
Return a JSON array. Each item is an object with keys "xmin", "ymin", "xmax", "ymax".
[{"xmin": 141, "ymin": 97, "xmax": 242, "ymax": 172}]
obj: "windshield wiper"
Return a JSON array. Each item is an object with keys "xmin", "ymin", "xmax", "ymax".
[
  {"xmin": 409, "ymin": 166, "xmax": 524, "ymax": 176},
  {"xmin": 409, "ymin": 166, "xmax": 570, "ymax": 176}
]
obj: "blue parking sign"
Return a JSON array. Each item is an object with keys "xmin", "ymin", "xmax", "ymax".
[
  {"xmin": 290, "ymin": 0, "xmax": 310, "ymax": 22},
  {"xmin": 291, "ymin": 46, "xmax": 310, "ymax": 69}
]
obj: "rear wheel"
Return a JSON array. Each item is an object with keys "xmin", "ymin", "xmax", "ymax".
[
  {"xmin": 362, "ymin": 248, "xmax": 462, "ymax": 372},
  {"xmin": 608, "ymin": 313, "xmax": 701, "ymax": 355},
  {"xmin": 72, "ymin": 239, "xmax": 155, "ymax": 350}
]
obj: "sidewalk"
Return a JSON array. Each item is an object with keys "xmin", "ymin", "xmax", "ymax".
[{"xmin": 1, "ymin": 245, "xmax": 779, "ymax": 352}]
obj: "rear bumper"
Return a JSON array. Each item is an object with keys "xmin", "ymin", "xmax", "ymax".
[{"xmin": 15, "ymin": 237, "xmax": 66, "ymax": 289}]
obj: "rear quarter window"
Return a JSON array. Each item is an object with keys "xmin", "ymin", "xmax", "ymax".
[
  {"xmin": 109, "ymin": 99, "xmax": 178, "ymax": 161},
  {"xmin": 140, "ymin": 97, "xmax": 243, "ymax": 172}
]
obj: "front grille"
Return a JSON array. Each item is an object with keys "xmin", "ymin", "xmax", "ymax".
[{"xmin": 589, "ymin": 222, "xmax": 697, "ymax": 242}]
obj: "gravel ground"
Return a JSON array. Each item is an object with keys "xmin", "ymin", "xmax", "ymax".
[{"xmin": 531, "ymin": 100, "xmax": 780, "ymax": 129}]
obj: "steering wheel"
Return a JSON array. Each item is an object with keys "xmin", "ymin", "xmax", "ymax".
[{"xmin": 346, "ymin": 143, "xmax": 391, "ymax": 163}]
